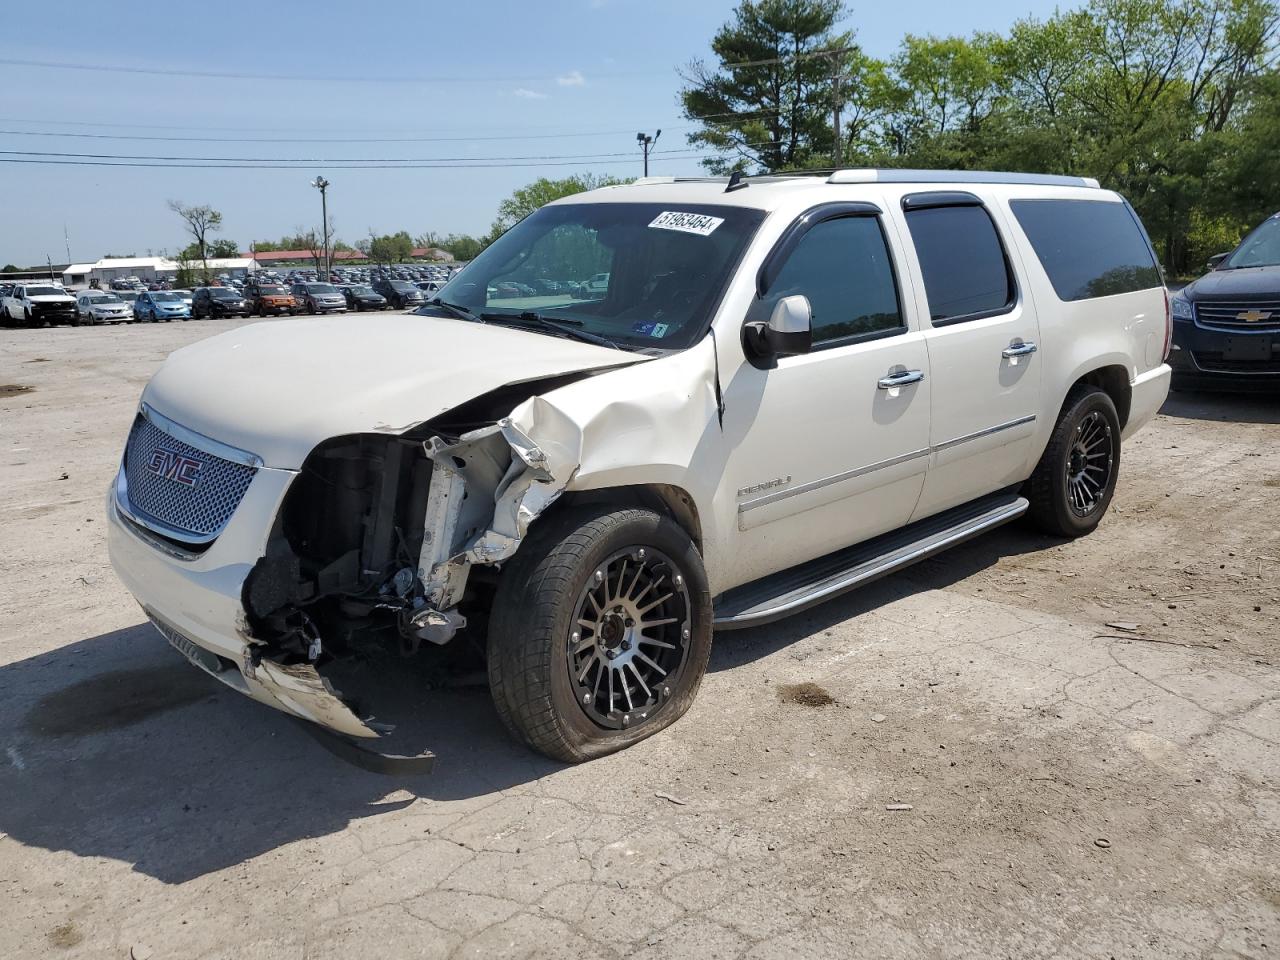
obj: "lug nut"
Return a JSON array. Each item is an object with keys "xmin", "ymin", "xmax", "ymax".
[
  {"xmin": 606, "ymin": 649, "xmax": 617, "ymax": 659},
  {"xmin": 582, "ymin": 693, "xmax": 592, "ymax": 704},
  {"xmin": 637, "ymin": 549, "xmax": 646, "ymax": 559},
  {"xmin": 621, "ymin": 639, "xmax": 632, "ymax": 651}
]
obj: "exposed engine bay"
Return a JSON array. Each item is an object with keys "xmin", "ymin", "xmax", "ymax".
[{"xmin": 237, "ymin": 382, "xmax": 588, "ymax": 736}]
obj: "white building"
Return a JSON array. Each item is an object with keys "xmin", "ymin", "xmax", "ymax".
[{"xmin": 62, "ymin": 256, "xmax": 259, "ymax": 289}]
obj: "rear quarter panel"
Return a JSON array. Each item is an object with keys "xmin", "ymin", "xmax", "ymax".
[{"xmin": 993, "ymin": 187, "xmax": 1168, "ymax": 455}]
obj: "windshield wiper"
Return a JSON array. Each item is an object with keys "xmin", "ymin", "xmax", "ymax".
[
  {"xmin": 428, "ymin": 298, "xmax": 484, "ymax": 323},
  {"xmin": 478, "ymin": 311, "xmax": 623, "ymax": 351}
]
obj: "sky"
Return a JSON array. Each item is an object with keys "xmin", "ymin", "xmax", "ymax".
[{"xmin": 0, "ymin": 0, "xmax": 1066, "ymax": 268}]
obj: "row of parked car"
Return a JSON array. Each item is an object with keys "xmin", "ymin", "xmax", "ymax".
[{"xmin": 0, "ymin": 276, "xmax": 455, "ymax": 326}]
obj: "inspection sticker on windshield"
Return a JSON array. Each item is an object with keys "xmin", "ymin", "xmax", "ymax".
[{"xmin": 649, "ymin": 211, "xmax": 724, "ymax": 236}]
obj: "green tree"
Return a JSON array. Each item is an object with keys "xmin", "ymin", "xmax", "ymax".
[
  {"xmin": 679, "ymin": 0, "xmax": 853, "ymax": 172},
  {"xmin": 1, "ymin": 263, "xmax": 18, "ymax": 273},
  {"xmin": 487, "ymin": 174, "xmax": 627, "ymax": 241},
  {"xmin": 181, "ymin": 238, "xmax": 238, "ymax": 260},
  {"xmin": 368, "ymin": 231, "xmax": 414, "ymax": 265},
  {"xmin": 167, "ymin": 200, "xmax": 223, "ymax": 283}
]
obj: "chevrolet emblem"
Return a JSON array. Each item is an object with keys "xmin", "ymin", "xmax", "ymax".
[{"xmin": 1236, "ymin": 309, "xmax": 1272, "ymax": 323}]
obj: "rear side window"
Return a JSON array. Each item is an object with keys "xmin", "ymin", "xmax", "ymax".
[
  {"xmin": 904, "ymin": 205, "xmax": 1014, "ymax": 323},
  {"xmin": 765, "ymin": 216, "xmax": 903, "ymax": 346},
  {"xmin": 1010, "ymin": 199, "xmax": 1161, "ymax": 300}
]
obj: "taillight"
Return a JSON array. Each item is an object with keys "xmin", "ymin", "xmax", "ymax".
[{"xmin": 1162, "ymin": 289, "xmax": 1173, "ymax": 361}]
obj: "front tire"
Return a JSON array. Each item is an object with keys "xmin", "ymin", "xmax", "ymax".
[
  {"xmin": 1026, "ymin": 384, "xmax": 1121, "ymax": 537},
  {"xmin": 487, "ymin": 506, "xmax": 713, "ymax": 763}
]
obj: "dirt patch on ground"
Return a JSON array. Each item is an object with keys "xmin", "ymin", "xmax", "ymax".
[
  {"xmin": 0, "ymin": 383, "xmax": 34, "ymax": 398},
  {"xmin": 46, "ymin": 923, "xmax": 82, "ymax": 949},
  {"xmin": 777, "ymin": 681, "xmax": 837, "ymax": 707}
]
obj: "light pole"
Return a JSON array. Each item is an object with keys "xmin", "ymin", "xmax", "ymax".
[
  {"xmin": 636, "ymin": 130, "xmax": 661, "ymax": 177},
  {"xmin": 311, "ymin": 175, "xmax": 330, "ymax": 279}
]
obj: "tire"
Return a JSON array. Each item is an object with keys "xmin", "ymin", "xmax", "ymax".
[
  {"xmin": 1025, "ymin": 384, "xmax": 1121, "ymax": 538},
  {"xmin": 487, "ymin": 506, "xmax": 713, "ymax": 763}
]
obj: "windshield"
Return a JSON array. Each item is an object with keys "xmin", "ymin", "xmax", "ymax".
[
  {"xmin": 388, "ymin": 281, "xmax": 415, "ymax": 292},
  {"xmin": 431, "ymin": 202, "xmax": 766, "ymax": 351},
  {"xmin": 258, "ymin": 285, "xmax": 287, "ymax": 294},
  {"xmin": 88, "ymin": 294, "xmax": 121, "ymax": 304},
  {"xmin": 27, "ymin": 286, "xmax": 63, "ymax": 296},
  {"xmin": 152, "ymin": 292, "xmax": 180, "ymax": 302},
  {"xmin": 353, "ymin": 286, "xmax": 375, "ymax": 295},
  {"xmin": 210, "ymin": 288, "xmax": 239, "ymax": 298},
  {"xmin": 1226, "ymin": 216, "xmax": 1280, "ymax": 269},
  {"xmin": 307, "ymin": 283, "xmax": 337, "ymax": 293}
]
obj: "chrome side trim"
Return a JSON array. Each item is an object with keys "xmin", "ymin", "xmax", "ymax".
[
  {"xmin": 738, "ymin": 447, "xmax": 930, "ymax": 514},
  {"xmin": 140, "ymin": 402, "xmax": 263, "ymax": 468},
  {"xmin": 737, "ymin": 414, "xmax": 1037, "ymax": 516},
  {"xmin": 933, "ymin": 414, "xmax": 1036, "ymax": 453}
]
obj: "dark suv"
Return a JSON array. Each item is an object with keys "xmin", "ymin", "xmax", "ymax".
[
  {"xmin": 1169, "ymin": 212, "xmax": 1280, "ymax": 391},
  {"xmin": 372, "ymin": 278, "xmax": 425, "ymax": 309},
  {"xmin": 192, "ymin": 286, "xmax": 249, "ymax": 319}
]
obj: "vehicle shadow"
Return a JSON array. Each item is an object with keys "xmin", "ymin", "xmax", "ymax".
[
  {"xmin": 0, "ymin": 623, "xmax": 558, "ymax": 885},
  {"xmin": 0, "ymin": 521, "xmax": 1050, "ymax": 885},
  {"xmin": 1160, "ymin": 389, "xmax": 1280, "ymax": 424},
  {"xmin": 709, "ymin": 520, "xmax": 1055, "ymax": 672}
]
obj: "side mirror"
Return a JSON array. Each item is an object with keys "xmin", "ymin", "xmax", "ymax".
[
  {"xmin": 1207, "ymin": 252, "xmax": 1229, "ymax": 270},
  {"xmin": 744, "ymin": 295, "xmax": 813, "ymax": 362}
]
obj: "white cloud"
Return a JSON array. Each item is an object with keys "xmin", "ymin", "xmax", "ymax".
[
  {"xmin": 556, "ymin": 70, "xmax": 586, "ymax": 87},
  {"xmin": 513, "ymin": 88, "xmax": 548, "ymax": 100}
]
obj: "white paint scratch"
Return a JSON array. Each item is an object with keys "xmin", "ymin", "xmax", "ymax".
[{"xmin": 6, "ymin": 746, "xmax": 26, "ymax": 771}]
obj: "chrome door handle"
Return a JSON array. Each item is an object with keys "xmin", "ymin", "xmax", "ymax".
[
  {"xmin": 1002, "ymin": 341, "xmax": 1038, "ymax": 358},
  {"xmin": 877, "ymin": 369, "xmax": 925, "ymax": 389}
]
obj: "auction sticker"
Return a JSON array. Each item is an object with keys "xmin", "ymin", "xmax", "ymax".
[{"xmin": 649, "ymin": 211, "xmax": 725, "ymax": 236}]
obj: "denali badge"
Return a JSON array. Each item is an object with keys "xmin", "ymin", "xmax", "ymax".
[
  {"xmin": 737, "ymin": 476, "xmax": 791, "ymax": 497},
  {"xmin": 147, "ymin": 447, "xmax": 204, "ymax": 487}
]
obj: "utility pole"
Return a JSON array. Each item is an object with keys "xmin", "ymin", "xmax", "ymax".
[
  {"xmin": 829, "ymin": 48, "xmax": 848, "ymax": 169},
  {"xmin": 311, "ymin": 175, "xmax": 330, "ymax": 279},
  {"xmin": 636, "ymin": 129, "xmax": 661, "ymax": 176},
  {"xmin": 831, "ymin": 54, "xmax": 842, "ymax": 168},
  {"xmin": 46, "ymin": 255, "xmax": 55, "ymax": 283},
  {"xmin": 63, "ymin": 224, "xmax": 71, "ymax": 263}
]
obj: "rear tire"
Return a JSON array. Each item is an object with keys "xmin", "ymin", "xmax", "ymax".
[
  {"xmin": 1026, "ymin": 384, "xmax": 1121, "ymax": 538},
  {"xmin": 487, "ymin": 506, "xmax": 713, "ymax": 763}
]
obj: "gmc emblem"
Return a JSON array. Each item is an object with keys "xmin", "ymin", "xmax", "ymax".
[{"xmin": 147, "ymin": 447, "xmax": 204, "ymax": 487}]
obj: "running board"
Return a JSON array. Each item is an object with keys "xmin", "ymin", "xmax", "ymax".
[{"xmin": 713, "ymin": 491, "xmax": 1028, "ymax": 630}]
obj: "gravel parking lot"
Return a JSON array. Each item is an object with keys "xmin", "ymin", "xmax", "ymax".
[{"xmin": 2, "ymin": 318, "xmax": 1278, "ymax": 959}]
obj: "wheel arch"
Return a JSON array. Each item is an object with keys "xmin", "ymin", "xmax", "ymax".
[
  {"xmin": 1072, "ymin": 363, "xmax": 1132, "ymax": 429},
  {"xmin": 552, "ymin": 483, "xmax": 704, "ymax": 554}
]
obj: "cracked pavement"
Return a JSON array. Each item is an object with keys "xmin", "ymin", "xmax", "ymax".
[{"xmin": 2, "ymin": 319, "xmax": 1277, "ymax": 958}]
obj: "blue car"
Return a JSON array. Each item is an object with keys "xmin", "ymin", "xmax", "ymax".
[{"xmin": 135, "ymin": 290, "xmax": 192, "ymax": 322}]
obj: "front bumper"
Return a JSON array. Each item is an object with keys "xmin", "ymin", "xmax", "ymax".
[
  {"xmin": 106, "ymin": 465, "xmax": 381, "ymax": 739},
  {"xmin": 1169, "ymin": 319, "xmax": 1280, "ymax": 391}
]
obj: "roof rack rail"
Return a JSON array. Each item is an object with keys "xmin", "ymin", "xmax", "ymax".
[{"xmin": 826, "ymin": 168, "xmax": 1100, "ymax": 189}]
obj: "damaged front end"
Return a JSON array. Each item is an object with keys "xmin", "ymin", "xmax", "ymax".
[{"xmin": 239, "ymin": 395, "xmax": 583, "ymax": 739}]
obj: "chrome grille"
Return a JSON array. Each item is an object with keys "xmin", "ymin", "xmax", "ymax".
[
  {"xmin": 122, "ymin": 414, "xmax": 257, "ymax": 542},
  {"xmin": 1195, "ymin": 300, "xmax": 1280, "ymax": 330}
]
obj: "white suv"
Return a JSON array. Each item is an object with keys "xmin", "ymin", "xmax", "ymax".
[{"xmin": 107, "ymin": 169, "xmax": 1172, "ymax": 761}]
